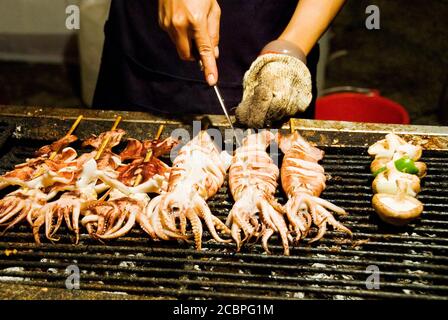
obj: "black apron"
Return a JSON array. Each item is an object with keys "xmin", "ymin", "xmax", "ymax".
[{"xmin": 93, "ymin": 0, "xmax": 319, "ymax": 119}]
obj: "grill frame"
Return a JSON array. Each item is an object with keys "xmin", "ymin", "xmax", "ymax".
[{"xmin": 0, "ymin": 105, "xmax": 447, "ymax": 300}]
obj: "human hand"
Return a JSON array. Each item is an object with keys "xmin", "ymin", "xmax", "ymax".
[{"xmin": 158, "ymin": 0, "xmax": 220, "ymax": 85}]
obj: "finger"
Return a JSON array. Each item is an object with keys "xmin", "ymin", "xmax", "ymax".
[
  {"xmin": 192, "ymin": 21, "xmax": 218, "ymax": 86},
  {"xmin": 157, "ymin": 0, "xmax": 169, "ymax": 31},
  {"xmin": 169, "ymin": 27, "xmax": 194, "ymax": 61},
  {"xmin": 208, "ymin": 3, "xmax": 221, "ymax": 58}
]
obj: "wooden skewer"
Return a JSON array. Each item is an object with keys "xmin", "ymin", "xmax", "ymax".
[
  {"xmin": 289, "ymin": 118, "xmax": 294, "ymax": 134},
  {"xmin": 98, "ymin": 188, "xmax": 112, "ymax": 202},
  {"xmin": 67, "ymin": 115, "xmax": 84, "ymax": 135},
  {"xmin": 30, "ymin": 115, "xmax": 84, "ymax": 181},
  {"xmin": 144, "ymin": 125, "xmax": 165, "ymax": 162},
  {"xmin": 90, "ymin": 116, "xmax": 123, "ymax": 202},
  {"xmin": 94, "ymin": 116, "xmax": 122, "ymax": 161},
  {"xmin": 49, "ymin": 115, "xmax": 84, "ymax": 160},
  {"xmin": 133, "ymin": 125, "xmax": 165, "ymax": 187}
]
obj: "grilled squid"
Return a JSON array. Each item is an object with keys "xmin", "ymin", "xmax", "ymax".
[
  {"xmin": 227, "ymin": 131, "xmax": 290, "ymax": 255},
  {"xmin": 0, "ymin": 146, "xmax": 78, "ymax": 191},
  {"xmin": 0, "ymin": 146, "xmax": 79, "ymax": 236},
  {"xmin": 145, "ymin": 131, "xmax": 232, "ymax": 249},
  {"xmin": 82, "ymin": 190, "xmax": 148, "ymax": 240},
  {"xmin": 82, "ymin": 137, "xmax": 176, "ymax": 240},
  {"xmin": 277, "ymin": 131, "xmax": 352, "ymax": 245},
  {"xmin": 32, "ymin": 158, "xmax": 102, "ymax": 243},
  {"xmin": 0, "ymin": 189, "xmax": 50, "ymax": 235},
  {"xmin": 32, "ymin": 130, "xmax": 125, "ymax": 243},
  {"xmin": 369, "ymin": 133, "xmax": 425, "ymax": 226}
]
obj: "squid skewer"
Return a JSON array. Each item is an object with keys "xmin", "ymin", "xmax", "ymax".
[
  {"xmin": 226, "ymin": 130, "xmax": 289, "ymax": 254},
  {"xmin": 0, "ymin": 115, "xmax": 83, "ymax": 190},
  {"xmin": 277, "ymin": 127, "xmax": 352, "ymax": 245},
  {"xmin": 83, "ymin": 125, "xmax": 175, "ymax": 240},
  {"xmin": 0, "ymin": 116, "xmax": 84, "ymax": 235},
  {"xmin": 34, "ymin": 115, "xmax": 84, "ymax": 177},
  {"xmin": 134, "ymin": 125, "xmax": 165, "ymax": 187},
  {"xmin": 32, "ymin": 116, "xmax": 124, "ymax": 243},
  {"xmin": 146, "ymin": 130, "xmax": 232, "ymax": 249}
]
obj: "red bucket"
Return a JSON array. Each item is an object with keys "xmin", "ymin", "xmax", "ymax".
[{"xmin": 315, "ymin": 88, "xmax": 410, "ymax": 124}]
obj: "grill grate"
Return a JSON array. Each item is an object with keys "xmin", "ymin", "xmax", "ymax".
[
  {"xmin": 0, "ymin": 137, "xmax": 447, "ymax": 300},
  {"xmin": 0, "ymin": 122, "xmax": 14, "ymax": 151}
]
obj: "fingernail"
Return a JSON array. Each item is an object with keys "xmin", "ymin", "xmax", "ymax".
[
  {"xmin": 214, "ymin": 46, "xmax": 219, "ymax": 58},
  {"xmin": 207, "ymin": 74, "xmax": 216, "ymax": 86}
]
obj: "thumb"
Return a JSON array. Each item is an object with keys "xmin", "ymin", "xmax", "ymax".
[{"xmin": 193, "ymin": 21, "xmax": 218, "ymax": 86}]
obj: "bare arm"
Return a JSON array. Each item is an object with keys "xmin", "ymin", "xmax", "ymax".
[{"xmin": 279, "ymin": 0, "xmax": 346, "ymax": 55}]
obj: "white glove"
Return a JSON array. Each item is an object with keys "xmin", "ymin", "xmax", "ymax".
[{"xmin": 235, "ymin": 40, "xmax": 312, "ymax": 128}]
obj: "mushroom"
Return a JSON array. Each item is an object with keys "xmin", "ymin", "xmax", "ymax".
[
  {"xmin": 372, "ymin": 162, "xmax": 421, "ymax": 197},
  {"xmin": 414, "ymin": 161, "xmax": 427, "ymax": 178},
  {"xmin": 370, "ymin": 157, "xmax": 390, "ymax": 175},
  {"xmin": 372, "ymin": 192, "xmax": 423, "ymax": 226}
]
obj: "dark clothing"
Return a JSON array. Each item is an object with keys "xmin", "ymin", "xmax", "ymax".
[{"xmin": 93, "ymin": 0, "xmax": 319, "ymax": 118}]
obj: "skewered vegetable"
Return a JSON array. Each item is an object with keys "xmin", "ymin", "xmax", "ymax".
[{"xmin": 369, "ymin": 133, "xmax": 426, "ymax": 225}]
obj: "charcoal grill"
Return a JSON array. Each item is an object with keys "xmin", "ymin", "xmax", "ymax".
[{"xmin": 0, "ymin": 105, "xmax": 447, "ymax": 300}]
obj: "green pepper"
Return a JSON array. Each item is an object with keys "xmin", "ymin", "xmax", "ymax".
[
  {"xmin": 373, "ymin": 166, "xmax": 386, "ymax": 177},
  {"xmin": 394, "ymin": 156, "xmax": 419, "ymax": 175}
]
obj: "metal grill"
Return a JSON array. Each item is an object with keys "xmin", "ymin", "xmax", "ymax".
[
  {"xmin": 0, "ymin": 122, "xmax": 14, "ymax": 150},
  {"xmin": 0, "ymin": 131, "xmax": 447, "ymax": 300}
]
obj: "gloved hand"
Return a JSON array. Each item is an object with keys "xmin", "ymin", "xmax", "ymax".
[{"xmin": 235, "ymin": 40, "xmax": 312, "ymax": 128}]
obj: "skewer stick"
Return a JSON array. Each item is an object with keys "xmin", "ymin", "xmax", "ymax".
[
  {"xmin": 49, "ymin": 115, "xmax": 84, "ymax": 160},
  {"xmin": 289, "ymin": 118, "xmax": 294, "ymax": 134},
  {"xmin": 30, "ymin": 115, "xmax": 84, "ymax": 181},
  {"xmin": 90, "ymin": 116, "xmax": 123, "ymax": 202},
  {"xmin": 144, "ymin": 125, "xmax": 165, "ymax": 162},
  {"xmin": 98, "ymin": 188, "xmax": 112, "ymax": 202},
  {"xmin": 133, "ymin": 125, "xmax": 165, "ymax": 187},
  {"xmin": 94, "ymin": 116, "xmax": 122, "ymax": 160}
]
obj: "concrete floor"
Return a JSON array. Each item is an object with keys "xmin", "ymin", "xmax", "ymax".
[{"xmin": 0, "ymin": 0, "xmax": 446, "ymax": 126}]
